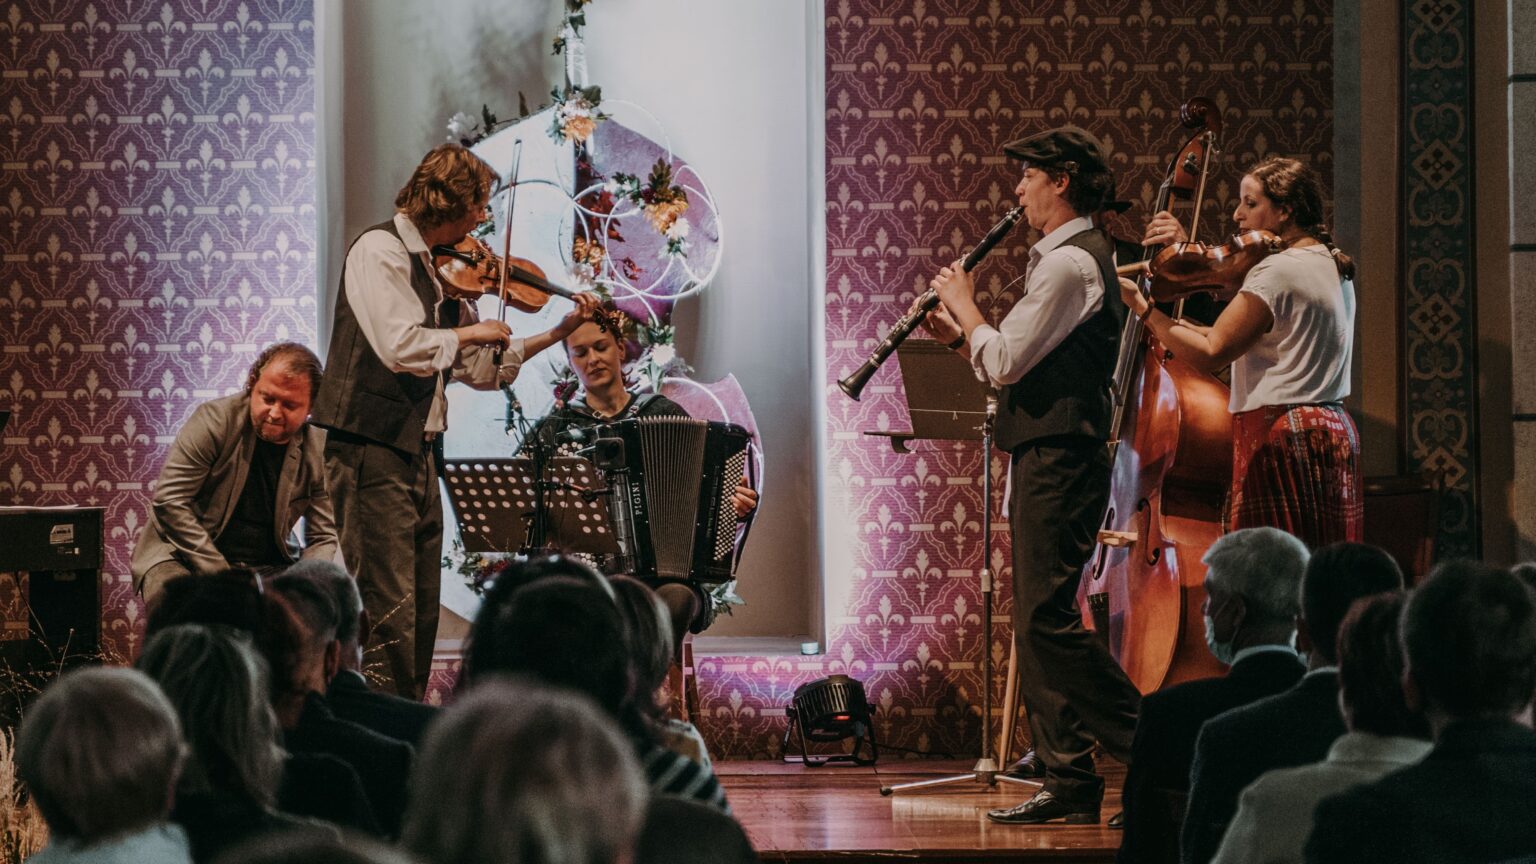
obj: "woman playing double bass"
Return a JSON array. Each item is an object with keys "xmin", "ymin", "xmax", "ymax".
[{"xmin": 1124, "ymin": 157, "xmax": 1361, "ymax": 547}]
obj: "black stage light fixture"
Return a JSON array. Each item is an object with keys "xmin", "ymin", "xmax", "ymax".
[{"xmin": 782, "ymin": 674, "xmax": 878, "ymax": 767}]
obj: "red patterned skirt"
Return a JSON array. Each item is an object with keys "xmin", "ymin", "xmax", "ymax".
[{"xmin": 1228, "ymin": 402, "xmax": 1363, "ymax": 548}]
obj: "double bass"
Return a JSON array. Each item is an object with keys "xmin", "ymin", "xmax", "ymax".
[{"xmin": 1079, "ymin": 99, "xmax": 1232, "ymax": 693}]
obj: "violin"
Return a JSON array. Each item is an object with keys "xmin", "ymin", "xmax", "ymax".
[
  {"xmin": 1119, "ymin": 229, "xmax": 1284, "ymax": 303},
  {"xmin": 431, "ymin": 236, "xmax": 620, "ymax": 331}
]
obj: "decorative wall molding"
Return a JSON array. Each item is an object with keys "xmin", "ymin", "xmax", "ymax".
[{"xmin": 1398, "ymin": 0, "xmax": 1478, "ymax": 558}]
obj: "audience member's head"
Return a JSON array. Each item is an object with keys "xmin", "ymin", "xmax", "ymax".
[
  {"xmin": 17, "ymin": 667, "xmax": 186, "ymax": 846},
  {"xmin": 212, "ymin": 832, "xmax": 419, "ymax": 864},
  {"xmin": 1201, "ymin": 527, "xmax": 1310, "ymax": 661},
  {"xmin": 403, "ymin": 678, "xmax": 647, "ymax": 864},
  {"xmin": 1402, "ymin": 562, "xmax": 1536, "ymax": 731},
  {"xmin": 283, "ymin": 559, "xmax": 368, "ymax": 671},
  {"xmin": 610, "ymin": 576, "xmax": 674, "ymax": 720},
  {"xmin": 136, "ymin": 624, "xmax": 286, "ymax": 809},
  {"xmin": 268, "ymin": 573, "xmax": 342, "ymax": 695},
  {"xmin": 1300, "ymin": 542, "xmax": 1405, "ymax": 666},
  {"xmin": 1336, "ymin": 592, "xmax": 1427, "ymax": 738},
  {"xmin": 145, "ymin": 569, "xmax": 265, "ymax": 640},
  {"xmin": 474, "ymin": 554, "xmax": 614, "ymax": 615},
  {"xmin": 1513, "ymin": 561, "xmax": 1536, "ymax": 595},
  {"xmin": 144, "ymin": 569, "xmax": 307, "ymax": 710},
  {"xmin": 462, "ymin": 575, "xmax": 638, "ymax": 737}
]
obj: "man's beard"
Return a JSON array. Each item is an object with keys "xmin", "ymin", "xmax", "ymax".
[{"xmin": 256, "ymin": 420, "xmax": 292, "ymax": 443}]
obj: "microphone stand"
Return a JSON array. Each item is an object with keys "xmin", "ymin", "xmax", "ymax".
[{"xmin": 521, "ymin": 422, "xmax": 554, "ymax": 555}]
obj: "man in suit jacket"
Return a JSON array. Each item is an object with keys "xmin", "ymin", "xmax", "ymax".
[
  {"xmin": 131, "ymin": 343, "xmax": 336, "ymax": 598},
  {"xmin": 1305, "ymin": 565, "xmax": 1536, "ymax": 864},
  {"xmin": 1181, "ymin": 542, "xmax": 1406, "ymax": 864},
  {"xmin": 1117, "ymin": 527, "xmax": 1310, "ymax": 864},
  {"xmin": 268, "ymin": 574, "xmax": 414, "ymax": 838},
  {"xmin": 285, "ymin": 559, "xmax": 438, "ymax": 747}
]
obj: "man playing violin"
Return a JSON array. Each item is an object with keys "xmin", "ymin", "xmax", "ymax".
[
  {"xmin": 919, "ymin": 126, "xmax": 1142, "ymax": 826},
  {"xmin": 522, "ymin": 313, "xmax": 758, "ymax": 647},
  {"xmin": 1125, "ymin": 157, "xmax": 1360, "ymax": 550},
  {"xmin": 311, "ymin": 142, "xmax": 600, "ymax": 700}
]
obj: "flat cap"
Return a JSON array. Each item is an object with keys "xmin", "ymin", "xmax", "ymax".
[{"xmin": 1003, "ymin": 125, "xmax": 1111, "ymax": 175}]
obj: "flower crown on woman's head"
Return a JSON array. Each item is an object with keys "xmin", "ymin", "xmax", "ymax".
[{"xmin": 595, "ymin": 305, "xmax": 634, "ymax": 341}]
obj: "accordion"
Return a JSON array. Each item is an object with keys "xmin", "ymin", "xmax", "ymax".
[{"xmin": 593, "ymin": 416, "xmax": 752, "ymax": 584}]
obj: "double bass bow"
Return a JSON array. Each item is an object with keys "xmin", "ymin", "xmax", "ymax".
[{"xmin": 1079, "ymin": 98, "xmax": 1233, "ymax": 693}]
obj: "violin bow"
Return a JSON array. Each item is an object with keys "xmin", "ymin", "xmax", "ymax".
[{"xmin": 493, "ymin": 139, "xmax": 524, "ymax": 366}]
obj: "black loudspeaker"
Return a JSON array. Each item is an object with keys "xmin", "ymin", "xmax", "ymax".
[{"xmin": 0, "ymin": 507, "xmax": 103, "ymax": 724}]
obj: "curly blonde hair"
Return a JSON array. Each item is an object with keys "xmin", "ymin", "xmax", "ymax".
[{"xmin": 394, "ymin": 143, "xmax": 498, "ymax": 232}]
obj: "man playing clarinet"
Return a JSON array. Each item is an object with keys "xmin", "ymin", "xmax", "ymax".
[{"xmin": 920, "ymin": 126, "xmax": 1141, "ymax": 825}]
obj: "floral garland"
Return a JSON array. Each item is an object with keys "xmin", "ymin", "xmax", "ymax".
[
  {"xmin": 634, "ymin": 319, "xmax": 690, "ymax": 393},
  {"xmin": 548, "ymin": 85, "xmax": 606, "ymax": 146},
  {"xmin": 608, "ymin": 158, "xmax": 691, "ymax": 257},
  {"xmin": 442, "ymin": 0, "xmax": 742, "ymax": 620}
]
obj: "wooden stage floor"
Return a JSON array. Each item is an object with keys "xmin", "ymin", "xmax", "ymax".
[{"xmin": 720, "ymin": 759, "xmax": 1124, "ymax": 862}]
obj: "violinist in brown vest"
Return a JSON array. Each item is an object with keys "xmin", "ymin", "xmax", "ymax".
[
  {"xmin": 311, "ymin": 143, "xmax": 599, "ymax": 699},
  {"xmin": 920, "ymin": 126, "xmax": 1143, "ymax": 825},
  {"xmin": 1125, "ymin": 157, "xmax": 1361, "ymax": 549}
]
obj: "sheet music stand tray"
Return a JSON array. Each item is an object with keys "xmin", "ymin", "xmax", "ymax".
[
  {"xmin": 442, "ymin": 458, "xmax": 619, "ymax": 556},
  {"xmin": 865, "ymin": 340, "xmax": 1038, "ymax": 796},
  {"xmin": 863, "ymin": 339, "xmax": 990, "ymax": 451}
]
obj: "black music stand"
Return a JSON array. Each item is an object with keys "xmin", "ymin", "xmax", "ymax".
[
  {"xmin": 865, "ymin": 340, "xmax": 1039, "ymax": 796},
  {"xmin": 442, "ymin": 458, "xmax": 619, "ymax": 556}
]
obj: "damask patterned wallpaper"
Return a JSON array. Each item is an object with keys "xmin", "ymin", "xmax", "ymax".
[
  {"xmin": 696, "ymin": 0, "xmax": 1335, "ymax": 759},
  {"xmin": 0, "ymin": 0, "xmax": 317, "ymax": 661}
]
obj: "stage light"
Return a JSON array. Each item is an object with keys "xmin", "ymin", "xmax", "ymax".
[{"xmin": 782, "ymin": 674, "xmax": 878, "ymax": 766}]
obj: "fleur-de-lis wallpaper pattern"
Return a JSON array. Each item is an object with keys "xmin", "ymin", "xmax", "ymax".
[
  {"xmin": 0, "ymin": 0, "xmax": 316, "ymax": 661},
  {"xmin": 694, "ymin": 0, "xmax": 1335, "ymax": 760}
]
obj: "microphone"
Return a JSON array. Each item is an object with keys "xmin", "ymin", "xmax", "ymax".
[{"xmin": 502, "ymin": 383, "xmax": 522, "ymax": 434}]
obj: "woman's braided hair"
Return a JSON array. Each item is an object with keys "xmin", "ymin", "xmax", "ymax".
[{"xmin": 1246, "ymin": 156, "xmax": 1356, "ymax": 281}]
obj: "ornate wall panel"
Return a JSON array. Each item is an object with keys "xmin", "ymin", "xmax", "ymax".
[
  {"xmin": 0, "ymin": 0, "xmax": 317, "ymax": 660},
  {"xmin": 697, "ymin": 0, "xmax": 1335, "ymax": 759},
  {"xmin": 1399, "ymin": 0, "xmax": 1477, "ymax": 558}
]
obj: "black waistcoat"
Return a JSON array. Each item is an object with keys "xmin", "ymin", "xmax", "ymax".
[
  {"xmin": 993, "ymin": 226, "xmax": 1124, "ymax": 453},
  {"xmin": 311, "ymin": 219, "xmax": 460, "ymax": 455}
]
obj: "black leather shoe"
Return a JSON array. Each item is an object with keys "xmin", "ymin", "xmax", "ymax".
[
  {"xmin": 1107, "ymin": 810, "xmax": 1124, "ymax": 829},
  {"xmin": 1005, "ymin": 748, "xmax": 1046, "ymax": 779},
  {"xmin": 987, "ymin": 790, "xmax": 1100, "ymax": 825}
]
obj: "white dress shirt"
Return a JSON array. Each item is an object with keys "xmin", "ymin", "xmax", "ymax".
[
  {"xmin": 969, "ymin": 215, "xmax": 1107, "ymax": 386},
  {"xmin": 1210, "ymin": 731, "xmax": 1432, "ymax": 864},
  {"xmin": 341, "ymin": 213, "xmax": 526, "ymax": 433}
]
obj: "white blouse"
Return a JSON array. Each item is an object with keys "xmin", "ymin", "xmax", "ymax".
[{"xmin": 1228, "ymin": 245, "xmax": 1355, "ymax": 414}]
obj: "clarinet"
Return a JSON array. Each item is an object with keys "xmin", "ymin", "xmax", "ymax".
[{"xmin": 837, "ymin": 205, "xmax": 1023, "ymax": 401}]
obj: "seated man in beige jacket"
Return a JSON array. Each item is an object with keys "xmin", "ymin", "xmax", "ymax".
[{"xmin": 131, "ymin": 342, "xmax": 337, "ymax": 598}]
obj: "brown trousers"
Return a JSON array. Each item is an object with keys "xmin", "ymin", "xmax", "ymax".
[{"xmin": 325, "ymin": 433, "xmax": 441, "ymax": 700}]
